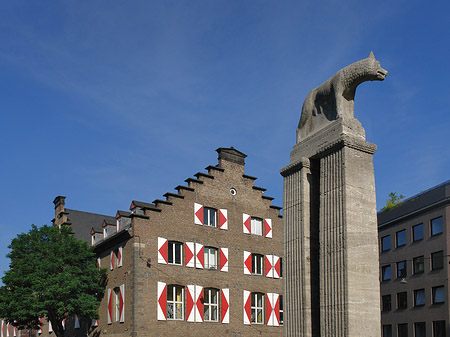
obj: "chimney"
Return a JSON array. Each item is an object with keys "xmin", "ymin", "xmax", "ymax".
[
  {"xmin": 53, "ymin": 196, "xmax": 67, "ymax": 226},
  {"xmin": 216, "ymin": 147, "xmax": 247, "ymax": 173}
]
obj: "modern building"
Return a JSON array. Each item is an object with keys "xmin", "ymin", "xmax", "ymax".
[
  {"xmin": 27, "ymin": 147, "xmax": 283, "ymax": 337},
  {"xmin": 378, "ymin": 180, "xmax": 450, "ymax": 337}
]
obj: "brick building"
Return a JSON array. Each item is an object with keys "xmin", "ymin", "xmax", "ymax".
[
  {"xmin": 378, "ymin": 180, "xmax": 450, "ymax": 337},
  {"xmin": 28, "ymin": 147, "xmax": 283, "ymax": 337}
]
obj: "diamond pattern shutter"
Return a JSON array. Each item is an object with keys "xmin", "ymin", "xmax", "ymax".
[
  {"xmin": 110, "ymin": 250, "xmax": 114, "ymax": 270},
  {"xmin": 62, "ymin": 318, "xmax": 66, "ymax": 330},
  {"xmin": 48, "ymin": 320, "xmax": 53, "ymax": 332},
  {"xmin": 273, "ymin": 256, "xmax": 281, "ymax": 279},
  {"xmin": 74, "ymin": 315, "xmax": 80, "ymax": 329},
  {"xmin": 195, "ymin": 285, "xmax": 204, "ymax": 322},
  {"xmin": 273, "ymin": 293, "xmax": 280, "ymax": 326},
  {"xmin": 243, "ymin": 251, "xmax": 252, "ymax": 275},
  {"xmin": 119, "ymin": 284, "xmax": 125, "ymax": 322},
  {"xmin": 6, "ymin": 323, "xmax": 9, "ymax": 337},
  {"xmin": 265, "ymin": 255, "xmax": 274, "ymax": 278},
  {"xmin": 221, "ymin": 288, "xmax": 230, "ymax": 324},
  {"xmin": 107, "ymin": 288, "xmax": 113, "ymax": 324},
  {"xmin": 219, "ymin": 209, "xmax": 228, "ymax": 230},
  {"xmin": 266, "ymin": 293, "xmax": 274, "ymax": 326},
  {"xmin": 195, "ymin": 243, "xmax": 204, "ymax": 269},
  {"xmin": 157, "ymin": 282, "xmax": 167, "ymax": 321},
  {"xmin": 1, "ymin": 320, "xmax": 3, "ymax": 337},
  {"xmin": 118, "ymin": 246, "xmax": 123, "ymax": 267},
  {"xmin": 243, "ymin": 290, "xmax": 251, "ymax": 325},
  {"xmin": 264, "ymin": 219, "xmax": 272, "ymax": 238},
  {"xmin": 157, "ymin": 237, "xmax": 168, "ymax": 264},
  {"xmin": 91, "ymin": 319, "xmax": 98, "ymax": 327},
  {"xmin": 243, "ymin": 213, "xmax": 251, "ymax": 234},
  {"xmin": 186, "ymin": 285, "xmax": 195, "ymax": 322},
  {"xmin": 97, "ymin": 257, "xmax": 101, "ymax": 268},
  {"xmin": 194, "ymin": 203, "xmax": 203, "ymax": 225},
  {"xmin": 219, "ymin": 248, "xmax": 228, "ymax": 272},
  {"xmin": 13, "ymin": 327, "xmax": 16, "ymax": 337},
  {"xmin": 185, "ymin": 242, "xmax": 195, "ymax": 268}
]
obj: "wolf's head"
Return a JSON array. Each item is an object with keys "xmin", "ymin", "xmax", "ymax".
[{"xmin": 367, "ymin": 51, "xmax": 388, "ymax": 80}]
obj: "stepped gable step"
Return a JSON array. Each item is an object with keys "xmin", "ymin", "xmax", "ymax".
[
  {"xmin": 164, "ymin": 192, "xmax": 184, "ymax": 199},
  {"xmin": 205, "ymin": 165, "xmax": 225, "ymax": 172},
  {"xmin": 242, "ymin": 174, "xmax": 257, "ymax": 180},
  {"xmin": 194, "ymin": 172, "xmax": 214, "ymax": 179},
  {"xmin": 175, "ymin": 185, "xmax": 195, "ymax": 192},
  {"xmin": 131, "ymin": 200, "xmax": 162, "ymax": 212},
  {"xmin": 153, "ymin": 199, "xmax": 173, "ymax": 206},
  {"xmin": 253, "ymin": 186, "xmax": 266, "ymax": 192},
  {"xmin": 270, "ymin": 205, "xmax": 282, "ymax": 210},
  {"xmin": 185, "ymin": 178, "xmax": 204, "ymax": 185},
  {"xmin": 262, "ymin": 195, "xmax": 275, "ymax": 201}
]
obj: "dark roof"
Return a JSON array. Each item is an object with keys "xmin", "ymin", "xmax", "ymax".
[{"xmin": 65, "ymin": 208, "xmax": 115, "ymax": 242}]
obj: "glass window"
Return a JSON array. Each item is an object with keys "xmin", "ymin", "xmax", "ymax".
[
  {"xmin": 414, "ymin": 289, "xmax": 425, "ymax": 306},
  {"xmin": 397, "ymin": 292, "xmax": 407, "ymax": 309},
  {"xmin": 413, "ymin": 256, "xmax": 424, "ymax": 274},
  {"xmin": 431, "ymin": 217, "xmax": 443, "ymax": 236},
  {"xmin": 279, "ymin": 295, "xmax": 283, "ymax": 325},
  {"xmin": 396, "ymin": 230, "xmax": 406, "ymax": 247},
  {"xmin": 432, "ymin": 286, "xmax": 445, "ymax": 304},
  {"xmin": 251, "ymin": 293, "xmax": 264, "ymax": 324},
  {"xmin": 415, "ymin": 322, "xmax": 426, "ymax": 337},
  {"xmin": 383, "ymin": 325, "xmax": 392, "ymax": 337},
  {"xmin": 382, "ymin": 265, "xmax": 391, "ymax": 281},
  {"xmin": 204, "ymin": 247, "xmax": 218, "ymax": 270},
  {"xmin": 381, "ymin": 235, "xmax": 390, "ymax": 252},
  {"xmin": 203, "ymin": 288, "xmax": 219, "ymax": 322},
  {"xmin": 413, "ymin": 224, "xmax": 424, "ymax": 241},
  {"xmin": 382, "ymin": 295, "xmax": 391, "ymax": 312},
  {"xmin": 397, "ymin": 261, "xmax": 407, "ymax": 278},
  {"xmin": 398, "ymin": 323, "xmax": 408, "ymax": 337},
  {"xmin": 279, "ymin": 258, "xmax": 283, "ymax": 278},
  {"xmin": 252, "ymin": 254, "xmax": 263, "ymax": 275},
  {"xmin": 203, "ymin": 207, "xmax": 217, "ymax": 227},
  {"xmin": 251, "ymin": 217, "xmax": 263, "ymax": 236},
  {"xmin": 433, "ymin": 321, "xmax": 446, "ymax": 337},
  {"xmin": 114, "ymin": 287, "xmax": 121, "ymax": 322},
  {"xmin": 167, "ymin": 285, "xmax": 184, "ymax": 320},
  {"xmin": 432, "ymin": 251, "xmax": 444, "ymax": 270},
  {"xmin": 168, "ymin": 241, "xmax": 182, "ymax": 265}
]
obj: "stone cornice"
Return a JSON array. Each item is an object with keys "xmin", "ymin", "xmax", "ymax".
[
  {"xmin": 280, "ymin": 157, "xmax": 310, "ymax": 177},
  {"xmin": 315, "ymin": 135, "xmax": 377, "ymax": 158}
]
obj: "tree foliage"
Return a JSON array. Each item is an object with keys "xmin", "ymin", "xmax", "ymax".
[
  {"xmin": 0, "ymin": 224, "xmax": 107, "ymax": 337},
  {"xmin": 381, "ymin": 192, "xmax": 405, "ymax": 211}
]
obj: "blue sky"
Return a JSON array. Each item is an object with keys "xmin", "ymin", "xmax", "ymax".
[{"xmin": 1, "ymin": 1, "xmax": 449, "ymax": 279}]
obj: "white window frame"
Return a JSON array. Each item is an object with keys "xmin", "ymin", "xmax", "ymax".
[
  {"xmin": 252, "ymin": 254, "xmax": 263, "ymax": 275},
  {"xmin": 203, "ymin": 288, "xmax": 219, "ymax": 322},
  {"xmin": 203, "ymin": 207, "xmax": 217, "ymax": 227},
  {"xmin": 168, "ymin": 241, "xmax": 182, "ymax": 265},
  {"xmin": 204, "ymin": 247, "xmax": 218, "ymax": 270},
  {"xmin": 167, "ymin": 285, "xmax": 184, "ymax": 320},
  {"xmin": 114, "ymin": 287, "xmax": 120, "ymax": 322},
  {"xmin": 251, "ymin": 217, "xmax": 263, "ymax": 236},
  {"xmin": 251, "ymin": 292, "xmax": 264, "ymax": 324}
]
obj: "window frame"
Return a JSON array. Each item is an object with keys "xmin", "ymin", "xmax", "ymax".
[
  {"xmin": 433, "ymin": 320, "xmax": 446, "ymax": 337},
  {"xmin": 167, "ymin": 285, "xmax": 184, "ymax": 320},
  {"xmin": 203, "ymin": 207, "xmax": 217, "ymax": 227},
  {"xmin": 203, "ymin": 288, "xmax": 219, "ymax": 322},
  {"xmin": 250, "ymin": 292, "xmax": 264, "ymax": 324},
  {"xmin": 432, "ymin": 286, "xmax": 445, "ymax": 304},
  {"xmin": 397, "ymin": 292, "xmax": 407, "ymax": 309},
  {"xmin": 251, "ymin": 217, "xmax": 263, "ymax": 236},
  {"xmin": 414, "ymin": 289, "xmax": 425, "ymax": 307},
  {"xmin": 204, "ymin": 247, "xmax": 218, "ymax": 270},
  {"xmin": 397, "ymin": 260, "xmax": 407, "ymax": 278},
  {"xmin": 398, "ymin": 323, "xmax": 408, "ymax": 337},
  {"xmin": 431, "ymin": 251, "xmax": 444, "ymax": 270},
  {"xmin": 413, "ymin": 256, "xmax": 424, "ymax": 275},
  {"xmin": 382, "ymin": 294, "xmax": 391, "ymax": 312},
  {"xmin": 431, "ymin": 216, "xmax": 443, "ymax": 236},
  {"xmin": 414, "ymin": 322, "xmax": 426, "ymax": 337},
  {"xmin": 412, "ymin": 224, "xmax": 424, "ymax": 242},
  {"xmin": 383, "ymin": 325, "xmax": 392, "ymax": 337},
  {"xmin": 396, "ymin": 229, "xmax": 406, "ymax": 247},
  {"xmin": 114, "ymin": 287, "xmax": 121, "ymax": 322},
  {"xmin": 252, "ymin": 254, "xmax": 264, "ymax": 275},
  {"xmin": 167, "ymin": 241, "xmax": 183, "ymax": 265},
  {"xmin": 381, "ymin": 235, "xmax": 390, "ymax": 252},
  {"xmin": 381, "ymin": 265, "xmax": 391, "ymax": 281}
]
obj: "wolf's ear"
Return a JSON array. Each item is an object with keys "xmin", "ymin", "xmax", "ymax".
[{"xmin": 369, "ymin": 51, "xmax": 375, "ymax": 59}]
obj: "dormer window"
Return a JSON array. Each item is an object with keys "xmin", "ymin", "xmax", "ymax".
[{"xmin": 103, "ymin": 227, "xmax": 108, "ymax": 239}]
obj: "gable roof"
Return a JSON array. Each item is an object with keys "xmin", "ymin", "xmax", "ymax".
[{"xmin": 65, "ymin": 208, "xmax": 115, "ymax": 242}]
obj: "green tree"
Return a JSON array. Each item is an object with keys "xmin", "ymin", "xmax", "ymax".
[
  {"xmin": 381, "ymin": 192, "xmax": 405, "ymax": 211},
  {"xmin": 0, "ymin": 224, "xmax": 107, "ymax": 337}
]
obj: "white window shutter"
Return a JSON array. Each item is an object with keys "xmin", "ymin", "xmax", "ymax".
[
  {"xmin": 119, "ymin": 284, "xmax": 125, "ymax": 322},
  {"xmin": 243, "ymin": 251, "xmax": 252, "ymax": 275},
  {"xmin": 243, "ymin": 213, "xmax": 251, "ymax": 234},
  {"xmin": 118, "ymin": 246, "xmax": 123, "ymax": 267},
  {"xmin": 265, "ymin": 255, "xmax": 274, "ymax": 278},
  {"xmin": 195, "ymin": 285, "xmax": 204, "ymax": 322},
  {"xmin": 62, "ymin": 318, "xmax": 66, "ymax": 330},
  {"xmin": 74, "ymin": 315, "xmax": 80, "ymax": 329},
  {"xmin": 273, "ymin": 293, "xmax": 280, "ymax": 326},
  {"xmin": 185, "ymin": 242, "xmax": 195, "ymax": 268},
  {"xmin": 48, "ymin": 320, "xmax": 53, "ymax": 333},
  {"xmin": 157, "ymin": 237, "xmax": 168, "ymax": 264},
  {"xmin": 157, "ymin": 282, "xmax": 167, "ymax": 321},
  {"xmin": 91, "ymin": 319, "xmax": 98, "ymax": 327},
  {"xmin": 266, "ymin": 293, "xmax": 274, "ymax": 326},
  {"xmin": 110, "ymin": 250, "xmax": 114, "ymax": 270},
  {"xmin": 221, "ymin": 288, "xmax": 230, "ymax": 324},
  {"xmin": 273, "ymin": 255, "xmax": 281, "ymax": 279},
  {"xmin": 195, "ymin": 243, "xmax": 204, "ymax": 269},
  {"xmin": 1, "ymin": 320, "xmax": 4, "ymax": 337},
  {"xmin": 219, "ymin": 209, "xmax": 228, "ymax": 230},
  {"xmin": 186, "ymin": 285, "xmax": 196, "ymax": 322},
  {"xmin": 219, "ymin": 248, "xmax": 228, "ymax": 272},
  {"xmin": 264, "ymin": 218, "xmax": 273, "ymax": 238},
  {"xmin": 97, "ymin": 257, "xmax": 101, "ymax": 268},
  {"xmin": 194, "ymin": 203, "xmax": 203, "ymax": 225},
  {"xmin": 107, "ymin": 288, "xmax": 113, "ymax": 324},
  {"xmin": 243, "ymin": 290, "xmax": 251, "ymax": 325}
]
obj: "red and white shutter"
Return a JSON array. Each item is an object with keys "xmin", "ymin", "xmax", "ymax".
[
  {"xmin": 5, "ymin": 323, "xmax": 9, "ymax": 337},
  {"xmin": 265, "ymin": 255, "xmax": 274, "ymax": 278},
  {"xmin": 243, "ymin": 251, "xmax": 252, "ymax": 275},
  {"xmin": 219, "ymin": 209, "xmax": 228, "ymax": 230},
  {"xmin": 74, "ymin": 315, "xmax": 80, "ymax": 329},
  {"xmin": 107, "ymin": 288, "xmax": 113, "ymax": 324},
  {"xmin": 13, "ymin": 327, "xmax": 16, "ymax": 337},
  {"xmin": 264, "ymin": 219, "xmax": 273, "ymax": 238},
  {"xmin": 243, "ymin": 290, "xmax": 251, "ymax": 325},
  {"xmin": 62, "ymin": 318, "xmax": 66, "ymax": 330},
  {"xmin": 273, "ymin": 293, "xmax": 280, "ymax": 326},
  {"xmin": 158, "ymin": 237, "xmax": 168, "ymax": 264},
  {"xmin": 194, "ymin": 203, "xmax": 203, "ymax": 225},
  {"xmin": 117, "ymin": 246, "xmax": 123, "ymax": 267},
  {"xmin": 1, "ymin": 320, "xmax": 3, "ymax": 337},
  {"xmin": 119, "ymin": 284, "xmax": 125, "ymax": 322},
  {"xmin": 273, "ymin": 256, "xmax": 281, "ymax": 279},
  {"xmin": 266, "ymin": 293, "xmax": 273, "ymax": 326},
  {"xmin": 243, "ymin": 214, "xmax": 251, "ymax": 234},
  {"xmin": 219, "ymin": 248, "xmax": 228, "ymax": 272},
  {"xmin": 195, "ymin": 243, "xmax": 204, "ymax": 269},
  {"xmin": 38, "ymin": 318, "xmax": 42, "ymax": 334},
  {"xmin": 48, "ymin": 321, "xmax": 53, "ymax": 333},
  {"xmin": 185, "ymin": 242, "xmax": 195, "ymax": 268},
  {"xmin": 97, "ymin": 257, "xmax": 101, "ymax": 268},
  {"xmin": 186, "ymin": 285, "xmax": 196, "ymax": 322},
  {"xmin": 110, "ymin": 250, "xmax": 115, "ymax": 270},
  {"xmin": 91, "ymin": 319, "xmax": 98, "ymax": 327},
  {"xmin": 157, "ymin": 282, "xmax": 167, "ymax": 321},
  {"xmin": 221, "ymin": 288, "xmax": 230, "ymax": 324},
  {"xmin": 195, "ymin": 285, "xmax": 204, "ymax": 322}
]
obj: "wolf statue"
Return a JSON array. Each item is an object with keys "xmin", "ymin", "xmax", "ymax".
[{"xmin": 297, "ymin": 51, "xmax": 388, "ymax": 142}]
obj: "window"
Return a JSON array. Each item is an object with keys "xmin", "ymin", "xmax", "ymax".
[
  {"xmin": 279, "ymin": 258, "xmax": 283, "ymax": 278},
  {"xmin": 433, "ymin": 321, "xmax": 446, "ymax": 337},
  {"xmin": 398, "ymin": 323, "xmax": 408, "ymax": 337},
  {"xmin": 382, "ymin": 295, "xmax": 391, "ymax": 312},
  {"xmin": 413, "ymin": 224, "xmax": 424, "ymax": 241},
  {"xmin": 251, "ymin": 293, "xmax": 264, "ymax": 324},
  {"xmin": 203, "ymin": 288, "xmax": 219, "ymax": 322},
  {"xmin": 252, "ymin": 254, "xmax": 263, "ymax": 275},
  {"xmin": 167, "ymin": 285, "xmax": 184, "ymax": 320},
  {"xmin": 431, "ymin": 216, "xmax": 443, "ymax": 236},
  {"xmin": 203, "ymin": 207, "xmax": 217, "ymax": 227},
  {"xmin": 382, "ymin": 265, "xmax": 391, "ymax": 281},
  {"xmin": 381, "ymin": 235, "xmax": 390, "ymax": 252},
  {"xmin": 168, "ymin": 241, "xmax": 182, "ymax": 265},
  {"xmin": 279, "ymin": 295, "xmax": 283, "ymax": 325},
  {"xmin": 432, "ymin": 251, "xmax": 444, "ymax": 270},
  {"xmin": 251, "ymin": 217, "xmax": 263, "ymax": 236},
  {"xmin": 413, "ymin": 256, "xmax": 424, "ymax": 274},
  {"xmin": 397, "ymin": 292, "xmax": 407, "ymax": 309},
  {"xmin": 397, "ymin": 261, "xmax": 406, "ymax": 278},
  {"xmin": 415, "ymin": 322, "xmax": 426, "ymax": 337},
  {"xmin": 383, "ymin": 325, "xmax": 392, "ymax": 337},
  {"xmin": 414, "ymin": 289, "xmax": 425, "ymax": 306},
  {"xmin": 432, "ymin": 286, "xmax": 445, "ymax": 304},
  {"xmin": 204, "ymin": 247, "xmax": 218, "ymax": 270},
  {"xmin": 396, "ymin": 230, "xmax": 406, "ymax": 247},
  {"xmin": 114, "ymin": 287, "xmax": 121, "ymax": 322}
]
